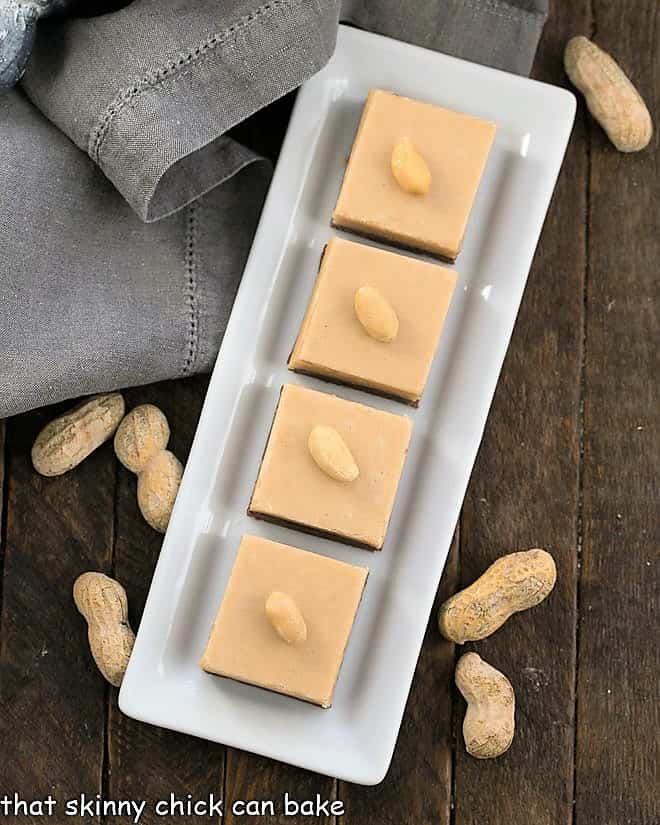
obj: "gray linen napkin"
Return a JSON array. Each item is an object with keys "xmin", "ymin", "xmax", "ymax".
[
  {"xmin": 20, "ymin": 0, "xmax": 339, "ymax": 223},
  {"xmin": 0, "ymin": 89, "xmax": 270, "ymax": 417},
  {"xmin": 0, "ymin": 0, "xmax": 547, "ymax": 419}
]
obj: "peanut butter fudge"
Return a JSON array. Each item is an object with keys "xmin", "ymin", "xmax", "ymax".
[
  {"xmin": 289, "ymin": 237, "xmax": 457, "ymax": 404},
  {"xmin": 200, "ymin": 534, "xmax": 368, "ymax": 708},
  {"xmin": 248, "ymin": 384, "xmax": 412, "ymax": 550},
  {"xmin": 332, "ymin": 89, "xmax": 496, "ymax": 260}
]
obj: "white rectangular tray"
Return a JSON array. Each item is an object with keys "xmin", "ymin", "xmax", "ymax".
[{"xmin": 120, "ymin": 25, "xmax": 575, "ymax": 785}]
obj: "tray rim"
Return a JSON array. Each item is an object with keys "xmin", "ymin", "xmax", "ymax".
[{"xmin": 119, "ymin": 23, "xmax": 576, "ymax": 786}]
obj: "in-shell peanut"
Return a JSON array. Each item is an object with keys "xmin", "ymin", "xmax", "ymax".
[
  {"xmin": 137, "ymin": 449, "xmax": 183, "ymax": 533},
  {"xmin": 114, "ymin": 404, "xmax": 170, "ymax": 473},
  {"xmin": 73, "ymin": 572, "xmax": 135, "ymax": 687},
  {"xmin": 564, "ymin": 36, "xmax": 653, "ymax": 152},
  {"xmin": 438, "ymin": 549, "xmax": 556, "ymax": 643},
  {"xmin": 455, "ymin": 652, "xmax": 515, "ymax": 759},
  {"xmin": 32, "ymin": 393, "xmax": 125, "ymax": 476},
  {"xmin": 114, "ymin": 403, "xmax": 182, "ymax": 533}
]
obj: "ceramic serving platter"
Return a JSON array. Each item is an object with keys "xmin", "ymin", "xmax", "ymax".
[{"xmin": 120, "ymin": 24, "xmax": 575, "ymax": 785}]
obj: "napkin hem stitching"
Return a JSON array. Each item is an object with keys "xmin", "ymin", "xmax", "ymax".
[
  {"xmin": 89, "ymin": 0, "xmax": 288, "ymax": 166},
  {"xmin": 464, "ymin": 0, "xmax": 547, "ymax": 23},
  {"xmin": 341, "ymin": 0, "xmax": 545, "ymax": 28},
  {"xmin": 183, "ymin": 203, "xmax": 199, "ymax": 375}
]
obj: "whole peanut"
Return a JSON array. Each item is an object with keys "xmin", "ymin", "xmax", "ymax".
[
  {"xmin": 308, "ymin": 425, "xmax": 359, "ymax": 482},
  {"xmin": 137, "ymin": 449, "xmax": 183, "ymax": 533},
  {"xmin": 391, "ymin": 137, "xmax": 432, "ymax": 195},
  {"xmin": 265, "ymin": 591, "xmax": 307, "ymax": 645},
  {"xmin": 564, "ymin": 36, "xmax": 653, "ymax": 152},
  {"xmin": 354, "ymin": 286, "xmax": 399, "ymax": 343},
  {"xmin": 455, "ymin": 652, "xmax": 515, "ymax": 759},
  {"xmin": 114, "ymin": 404, "xmax": 182, "ymax": 533},
  {"xmin": 114, "ymin": 404, "xmax": 170, "ymax": 473},
  {"xmin": 32, "ymin": 393, "xmax": 125, "ymax": 476},
  {"xmin": 73, "ymin": 572, "xmax": 135, "ymax": 687},
  {"xmin": 438, "ymin": 549, "xmax": 556, "ymax": 643}
]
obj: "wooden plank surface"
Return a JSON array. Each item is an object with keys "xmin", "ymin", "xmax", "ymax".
[
  {"xmin": 105, "ymin": 377, "xmax": 227, "ymax": 825},
  {"xmin": 224, "ymin": 752, "xmax": 336, "ymax": 825},
  {"xmin": 0, "ymin": 3, "xmax": 658, "ymax": 824},
  {"xmin": 0, "ymin": 420, "xmax": 5, "ymax": 658},
  {"xmin": 450, "ymin": 1, "xmax": 589, "ymax": 821},
  {"xmin": 0, "ymin": 404, "xmax": 114, "ymax": 823},
  {"xmin": 0, "ymin": 420, "xmax": 4, "ymax": 596},
  {"xmin": 576, "ymin": 2, "xmax": 659, "ymax": 823},
  {"xmin": 338, "ymin": 538, "xmax": 458, "ymax": 825}
]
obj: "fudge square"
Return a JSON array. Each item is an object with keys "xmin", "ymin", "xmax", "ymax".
[
  {"xmin": 200, "ymin": 534, "xmax": 368, "ymax": 708},
  {"xmin": 248, "ymin": 384, "xmax": 413, "ymax": 550},
  {"xmin": 289, "ymin": 237, "xmax": 457, "ymax": 405},
  {"xmin": 332, "ymin": 89, "xmax": 496, "ymax": 261}
]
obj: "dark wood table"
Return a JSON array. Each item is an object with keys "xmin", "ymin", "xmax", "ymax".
[{"xmin": 1, "ymin": 2, "xmax": 657, "ymax": 822}]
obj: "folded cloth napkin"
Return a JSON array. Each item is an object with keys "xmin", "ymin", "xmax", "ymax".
[{"xmin": 0, "ymin": 0, "xmax": 547, "ymax": 419}]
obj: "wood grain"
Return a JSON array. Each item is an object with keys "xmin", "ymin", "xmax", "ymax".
[
  {"xmin": 0, "ymin": 420, "xmax": 5, "ymax": 661},
  {"xmin": 1, "ymin": 4, "xmax": 658, "ymax": 823},
  {"xmin": 105, "ymin": 377, "xmax": 226, "ymax": 825},
  {"xmin": 224, "ymin": 752, "xmax": 335, "ymax": 825},
  {"xmin": 0, "ymin": 420, "xmax": 5, "ymax": 597},
  {"xmin": 339, "ymin": 536, "xmax": 458, "ymax": 825},
  {"xmin": 0, "ymin": 403, "xmax": 115, "ymax": 823},
  {"xmin": 450, "ymin": 2, "xmax": 589, "ymax": 821},
  {"xmin": 575, "ymin": 2, "xmax": 660, "ymax": 823}
]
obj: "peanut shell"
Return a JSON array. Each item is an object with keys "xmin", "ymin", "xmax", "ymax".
[
  {"xmin": 114, "ymin": 404, "xmax": 170, "ymax": 474},
  {"xmin": 32, "ymin": 393, "xmax": 125, "ymax": 477},
  {"xmin": 438, "ymin": 548, "xmax": 556, "ymax": 643},
  {"xmin": 73, "ymin": 572, "xmax": 135, "ymax": 687},
  {"xmin": 564, "ymin": 36, "xmax": 653, "ymax": 152},
  {"xmin": 456, "ymin": 652, "xmax": 515, "ymax": 759},
  {"xmin": 137, "ymin": 449, "xmax": 183, "ymax": 533}
]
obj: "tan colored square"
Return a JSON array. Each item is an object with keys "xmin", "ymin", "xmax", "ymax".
[
  {"xmin": 248, "ymin": 384, "xmax": 413, "ymax": 550},
  {"xmin": 332, "ymin": 89, "xmax": 496, "ymax": 260},
  {"xmin": 289, "ymin": 237, "xmax": 457, "ymax": 404},
  {"xmin": 200, "ymin": 534, "xmax": 368, "ymax": 708}
]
